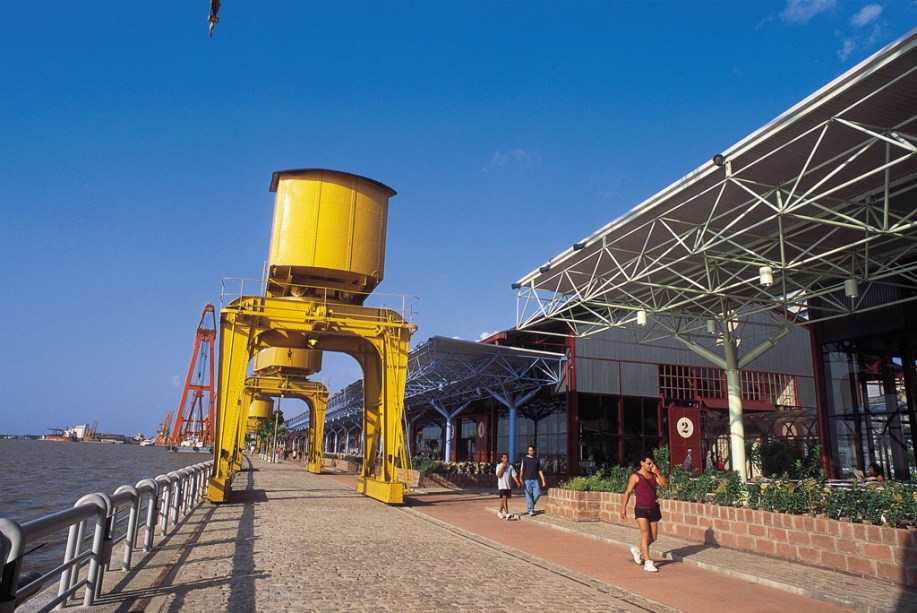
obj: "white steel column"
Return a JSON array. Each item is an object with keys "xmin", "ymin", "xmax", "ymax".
[
  {"xmin": 431, "ymin": 400, "xmax": 469, "ymax": 462},
  {"xmin": 722, "ymin": 325, "xmax": 747, "ymax": 482}
]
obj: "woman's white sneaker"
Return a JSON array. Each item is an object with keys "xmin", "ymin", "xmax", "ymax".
[
  {"xmin": 630, "ymin": 546, "xmax": 643, "ymax": 564},
  {"xmin": 643, "ymin": 560, "xmax": 658, "ymax": 573}
]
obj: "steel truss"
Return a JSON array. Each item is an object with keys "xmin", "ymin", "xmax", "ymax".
[
  {"xmin": 516, "ymin": 30, "xmax": 917, "ymax": 334},
  {"xmin": 404, "ymin": 336, "xmax": 565, "ymax": 413}
]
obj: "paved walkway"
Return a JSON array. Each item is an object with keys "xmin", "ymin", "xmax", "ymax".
[{"xmin": 57, "ymin": 457, "xmax": 915, "ymax": 613}]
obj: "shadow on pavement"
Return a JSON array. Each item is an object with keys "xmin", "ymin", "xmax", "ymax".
[{"xmin": 663, "ymin": 527, "xmax": 719, "ymax": 562}]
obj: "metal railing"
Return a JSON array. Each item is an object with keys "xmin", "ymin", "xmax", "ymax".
[
  {"xmin": 219, "ymin": 277, "xmax": 420, "ymax": 324},
  {"xmin": 0, "ymin": 461, "xmax": 212, "ymax": 613}
]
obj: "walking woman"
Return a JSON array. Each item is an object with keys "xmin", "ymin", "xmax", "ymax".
[{"xmin": 620, "ymin": 454, "xmax": 668, "ymax": 572}]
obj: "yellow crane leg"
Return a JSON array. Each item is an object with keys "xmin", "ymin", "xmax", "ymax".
[
  {"xmin": 208, "ymin": 315, "xmax": 254, "ymax": 503},
  {"xmin": 306, "ymin": 399, "xmax": 327, "ymax": 474}
]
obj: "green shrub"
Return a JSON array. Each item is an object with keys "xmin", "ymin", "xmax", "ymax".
[
  {"xmin": 556, "ymin": 445, "xmax": 917, "ymax": 528},
  {"xmin": 560, "ymin": 474, "xmax": 619, "ymax": 492},
  {"xmin": 410, "ymin": 456, "xmax": 445, "ymax": 474},
  {"xmin": 759, "ymin": 438, "xmax": 799, "ymax": 477}
]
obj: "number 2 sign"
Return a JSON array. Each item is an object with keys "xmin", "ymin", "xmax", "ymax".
[{"xmin": 676, "ymin": 416, "xmax": 694, "ymax": 439}]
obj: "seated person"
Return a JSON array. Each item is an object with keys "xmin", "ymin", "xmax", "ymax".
[{"xmin": 866, "ymin": 463, "xmax": 885, "ymax": 482}]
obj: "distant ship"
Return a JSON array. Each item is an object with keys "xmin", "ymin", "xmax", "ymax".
[
  {"xmin": 139, "ymin": 438, "xmax": 156, "ymax": 446},
  {"xmin": 166, "ymin": 438, "xmax": 213, "ymax": 453},
  {"xmin": 43, "ymin": 428, "xmax": 76, "ymax": 442}
]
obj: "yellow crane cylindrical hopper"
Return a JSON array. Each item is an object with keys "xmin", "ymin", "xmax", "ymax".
[
  {"xmin": 252, "ymin": 347, "xmax": 323, "ymax": 376},
  {"xmin": 267, "ymin": 169, "xmax": 396, "ymax": 304},
  {"xmin": 249, "ymin": 398, "xmax": 274, "ymax": 420}
]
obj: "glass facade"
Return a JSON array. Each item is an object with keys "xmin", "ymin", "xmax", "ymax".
[
  {"xmin": 495, "ymin": 405, "xmax": 567, "ymax": 474},
  {"xmin": 577, "ymin": 394, "xmax": 660, "ymax": 469},
  {"xmin": 820, "ymin": 337, "xmax": 917, "ymax": 480}
]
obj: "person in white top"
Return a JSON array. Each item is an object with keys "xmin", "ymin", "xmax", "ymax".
[{"xmin": 496, "ymin": 453, "xmax": 522, "ymax": 519}]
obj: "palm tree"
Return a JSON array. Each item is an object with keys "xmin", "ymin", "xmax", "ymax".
[{"xmin": 255, "ymin": 419, "xmax": 287, "ymax": 454}]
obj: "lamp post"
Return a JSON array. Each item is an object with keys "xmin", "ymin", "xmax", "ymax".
[{"xmin": 272, "ymin": 397, "xmax": 282, "ymax": 463}]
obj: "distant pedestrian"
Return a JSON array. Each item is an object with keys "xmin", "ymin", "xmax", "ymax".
[
  {"xmin": 716, "ymin": 456, "xmax": 725, "ymax": 471},
  {"xmin": 496, "ymin": 453, "xmax": 521, "ymax": 519},
  {"xmin": 519, "ymin": 445, "xmax": 547, "ymax": 517},
  {"xmin": 683, "ymin": 449, "xmax": 693, "ymax": 474},
  {"xmin": 705, "ymin": 449, "xmax": 714, "ymax": 471},
  {"xmin": 620, "ymin": 454, "xmax": 668, "ymax": 573}
]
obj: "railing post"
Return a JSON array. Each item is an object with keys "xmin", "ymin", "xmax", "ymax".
[
  {"xmin": 77, "ymin": 493, "xmax": 108, "ymax": 607},
  {"xmin": 0, "ymin": 519, "xmax": 25, "ymax": 613},
  {"xmin": 136, "ymin": 479, "xmax": 158, "ymax": 552},
  {"xmin": 178, "ymin": 469, "xmax": 191, "ymax": 515},
  {"xmin": 62, "ymin": 514, "xmax": 88, "ymax": 604},
  {"xmin": 114, "ymin": 485, "xmax": 139, "ymax": 571},
  {"xmin": 167, "ymin": 472, "xmax": 181, "ymax": 531},
  {"xmin": 155, "ymin": 475, "xmax": 171, "ymax": 535}
]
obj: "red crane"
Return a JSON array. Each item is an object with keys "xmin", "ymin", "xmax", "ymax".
[
  {"xmin": 154, "ymin": 412, "xmax": 173, "ymax": 446},
  {"xmin": 170, "ymin": 305, "xmax": 217, "ymax": 447}
]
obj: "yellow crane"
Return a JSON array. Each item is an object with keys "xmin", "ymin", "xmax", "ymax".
[{"xmin": 208, "ymin": 169, "xmax": 415, "ymax": 505}]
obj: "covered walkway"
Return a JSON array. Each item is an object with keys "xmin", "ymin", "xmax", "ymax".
[{"xmin": 33, "ymin": 458, "xmax": 913, "ymax": 613}]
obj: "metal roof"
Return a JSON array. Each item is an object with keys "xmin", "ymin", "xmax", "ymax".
[
  {"xmin": 515, "ymin": 29, "xmax": 917, "ymax": 334},
  {"xmin": 320, "ymin": 336, "xmax": 566, "ymax": 429},
  {"xmin": 404, "ymin": 336, "xmax": 565, "ymax": 412}
]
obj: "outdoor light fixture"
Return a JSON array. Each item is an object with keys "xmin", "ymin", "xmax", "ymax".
[
  {"xmin": 636, "ymin": 310, "xmax": 647, "ymax": 326},
  {"xmin": 844, "ymin": 278, "xmax": 859, "ymax": 299},
  {"xmin": 759, "ymin": 266, "xmax": 774, "ymax": 287},
  {"xmin": 573, "ymin": 241, "xmax": 586, "ymax": 251},
  {"xmin": 539, "ymin": 264, "xmax": 551, "ymax": 273},
  {"xmin": 511, "ymin": 282, "xmax": 521, "ymax": 290},
  {"xmin": 706, "ymin": 319, "xmax": 716, "ymax": 335},
  {"xmin": 712, "ymin": 153, "xmax": 725, "ymax": 167}
]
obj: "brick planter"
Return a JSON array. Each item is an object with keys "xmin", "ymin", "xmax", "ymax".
[
  {"xmin": 321, "ymin": 458, "xmax": 361, "ymax": 472},
  {"xmin": 544, "ymin": 489, "xmax": 917, "ymax": 588}
]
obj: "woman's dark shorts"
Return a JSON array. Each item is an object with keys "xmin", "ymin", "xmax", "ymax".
[
  {"xmin": 634, "ymin": 504, "xmax": 662, "ymax": 522},
  {"xmin": 499, "ymin": 489, "xmax": 512, "ymax": 498}
]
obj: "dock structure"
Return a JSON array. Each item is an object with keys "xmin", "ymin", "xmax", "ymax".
[{"xmin": 50, "ymin": 458, "xmax": 912, "ymax": 613}]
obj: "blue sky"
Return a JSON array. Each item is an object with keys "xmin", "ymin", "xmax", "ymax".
[{"xmin": 2, "ymin": 1, "xmax": 915, "ymax": 436}]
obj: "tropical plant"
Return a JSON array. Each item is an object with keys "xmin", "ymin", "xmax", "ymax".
[
  {"xmin": 255, "ymin": 419, "xmax": 286, "ymax": 453},
  {"xmin": 557, "ymin": 445, "xmax": 917, "ymax": 527},
  {"xmin": 758, "ymin": 438, "xmax": 799, "ymax": 477}
]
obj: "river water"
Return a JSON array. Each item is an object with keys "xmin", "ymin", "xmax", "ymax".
[{"xmin": 0, "ymin": 439, "xmax": 211, "ymax": 572}]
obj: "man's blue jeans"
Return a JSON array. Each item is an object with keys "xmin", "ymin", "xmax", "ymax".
[{"xmin": 524, "ymin": 479, "xmax": 541, "ymax": 514}]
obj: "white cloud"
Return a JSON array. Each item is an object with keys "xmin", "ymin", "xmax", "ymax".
[
  {"xmin": 779, "ymin": 0, "xmax": 836, "ymax": 24},
  {"xmin": 171, "ymin": 374, "xmax": 182, "ymax": 388},
  {"xmin": 850, "ymin": 4, "xmax": 882, "ymax": 27},
  {"xmin": 485, "ymin": 148, "xmax": 541, "ymax": 171},
  {"xmin": 837, "ymin": 37, "xmax": 856, "ymax": 61},
  {"xmin": 478, "ymin": 331, "xmax": 498, "ymax": 341}
]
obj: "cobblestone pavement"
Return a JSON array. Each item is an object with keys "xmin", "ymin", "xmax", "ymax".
[
  {"xmin": 90, "ymin": 458, "xmax": 673, "ymax": 613},
  {"xmin": 78, "ymin": 458, "xmax": 917, "ymax": 613}
]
